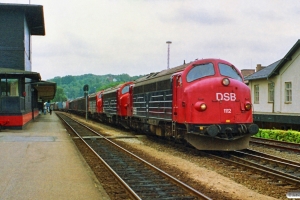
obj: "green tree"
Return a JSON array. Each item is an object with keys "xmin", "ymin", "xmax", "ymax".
[
  {"xmin": 52, "ymin": 86, "xmax": 68, "ymax": 102},
  {"xmin": 48, "ymin": 73, "xmax": 144, "ymax": 100}
]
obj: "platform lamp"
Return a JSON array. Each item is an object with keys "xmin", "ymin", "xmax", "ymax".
[{"xmin": 166, "ymin": 41, "xmax": 172, "ymax": 69}]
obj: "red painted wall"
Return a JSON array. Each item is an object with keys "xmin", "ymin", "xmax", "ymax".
[{"xmin": 0, "ymin": 110, "xmax": 39, "ymax": 127}]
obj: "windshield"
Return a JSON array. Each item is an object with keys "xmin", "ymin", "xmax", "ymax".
[
  {"xmin": 186, "ymin": 63, "xmax": 215, "ymax": 82},
  {"xmin": 121, "ymin": 85, "xmax": 130, "ymax": 94},
  {"xmin": 218, "ymin": 63, "xmax": 243, "ymax": 82}
]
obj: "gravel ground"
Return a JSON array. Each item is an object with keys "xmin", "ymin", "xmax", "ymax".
[{"xmin": 63, "ymin": 113, "xmax": 298, "ymax": 200}]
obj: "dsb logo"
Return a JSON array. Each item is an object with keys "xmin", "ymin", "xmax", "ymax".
[{"xmin": 216, "ymin": 93, "xmax": 236, "ymax": 101}]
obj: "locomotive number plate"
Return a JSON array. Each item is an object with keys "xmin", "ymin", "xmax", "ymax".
[{"xmin": 224, "ymin": 109, "xmax": 231, "ymax": 113}]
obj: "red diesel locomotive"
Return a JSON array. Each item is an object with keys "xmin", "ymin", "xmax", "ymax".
[{"xmin": 68, "ymin": 58, "xmax": 259, "ymax": 150}]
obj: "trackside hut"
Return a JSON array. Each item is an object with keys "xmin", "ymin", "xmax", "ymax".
[
  {"xmin": 0, "ymin": 3, "xmax": 56, "ymax": 129},
  {"xmin": 245, "ymin": 39, "xmax": 300, "ymax": 129}
]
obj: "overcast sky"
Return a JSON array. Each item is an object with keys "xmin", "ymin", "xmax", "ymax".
[{"xmin": 2, "ymin": 0, "xmax": 300, "ymax": 80}]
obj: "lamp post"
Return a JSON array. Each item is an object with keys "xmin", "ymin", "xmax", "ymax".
[{"xmin": 166, "ymin": 41, "xmax": 172, "ymax": 69}]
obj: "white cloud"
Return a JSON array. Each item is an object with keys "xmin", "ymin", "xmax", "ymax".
[{"xmin": 1, "ymin": 0, "xmax": 300, "ymax": 79}]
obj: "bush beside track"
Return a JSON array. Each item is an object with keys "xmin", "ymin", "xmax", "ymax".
[{"xmin": 253, "ymin": 129, "xmax": 300, "ymax": 143}]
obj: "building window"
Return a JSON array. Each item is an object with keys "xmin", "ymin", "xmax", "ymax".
[
  {"xmin": 0, "ymin": 78, "xmax": 19, "ymax": 96},
  {"xmin": 254, "ymin": 84, "xmax": 259, "ymax": 104},
  {"xmin": 268, "ymin": 83, "xmax": 274, "ymax": 102},
  {"xmin": 285, "ymin": 82, "xmax": 292, "ymax": 103}
]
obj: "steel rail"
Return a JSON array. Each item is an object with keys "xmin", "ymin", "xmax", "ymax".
[
  {"xmin": 238, "ymin": 149, "xmax": 300, "ymax": 166},
  {"xmin": 73, "ymin": 116, "xmax": 211, "ymax": 200},
  {"xmin": 59, "ymin": 113, "xmax": 211, "ymax": 200},
  {"xmin": 209, "ymin": 153, "xmax": 300, "ymax": 187},
  {"xmin": 231, "ymin": 152, "xmax": 300, "ymax": 181},
  {"xmin": 250, "ymin": 137, "xmax": 300, "ymax": 153},
  {"xmin": 58, "ymin": 114, "xmax": 142, "ymax": 200}
]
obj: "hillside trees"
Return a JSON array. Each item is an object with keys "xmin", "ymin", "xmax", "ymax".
[
  {"xmin": 48, "ymin": 73, "xmax": 143, "ymax": 101},
  {"xmin": 52, "ymin": 86, "xmax": 68, "ymax": 102}
]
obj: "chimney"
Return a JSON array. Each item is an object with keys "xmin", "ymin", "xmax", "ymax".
[
  {"xmin": 256, "ymin": 64, "xmax": 265, "ymax": 72},
  {"xmin": 241, "ymin": 69, "xmax": 255, "ymax": 77}
]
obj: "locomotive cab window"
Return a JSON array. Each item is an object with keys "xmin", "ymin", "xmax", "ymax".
[
  {"xmin": 177, "ymin": 76, "xmax": 182, "ymax": 86},
  {"xmin": 186, "ymin": 63, "xmax": 215, "ymax": 82},
  {"xmin": 121, "ymin": 85, "xmax": 130, "ymax": 94},
  {"xmin": 218, "ymin": 63, "xmax": 243, "ymax": 82}
]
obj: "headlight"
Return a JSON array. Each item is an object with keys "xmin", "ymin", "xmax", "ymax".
[
  {"xmin": 194, "ymin": 102, "xmax": 207, "ymax": 111},
  {"xmin": 200, "ymin": 103, "xmax": 207, "ymax": 111},
  {"xmin": 245, "ymin": 103, "xmax": 252, "ymax": 111},
  {"xmin": 222, "ymin": 78, "xmax": 230, "ymax": 86}
]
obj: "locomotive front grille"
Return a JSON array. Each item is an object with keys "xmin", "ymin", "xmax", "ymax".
[{"xmin": 189, "ymin": 123, "xmax": 258, "ymax": 140}]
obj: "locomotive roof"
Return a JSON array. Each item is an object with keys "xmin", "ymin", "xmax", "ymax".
[
  {"xmin": 69, "ymin": 96, "xmax": 85, "ymax": 102},
  {"xmin": 89, "ymin": 92, "xmax": 98, "ymax": 98},
  {"xmin": 134, "ymin": 62, "xmax": 191, "ymax": 86},
  {"xmin": 102, "ymin": 83, "xmax": 123, "ymax": 94},
  {"xmin": 102, "ymin": 82, "xmax": 132, "ymax": 94}
]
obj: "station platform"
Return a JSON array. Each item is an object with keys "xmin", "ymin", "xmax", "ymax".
[{"xmin": 0, "ymin": 112, "xmax": 110, "ymax": 200}]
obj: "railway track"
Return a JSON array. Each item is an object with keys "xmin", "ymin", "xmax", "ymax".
[
  {"xmin": 131, "ymin": 130, "xmax": 300, "ymax": 188},
  {"xmin": 209, "ymin": 149, "xmax": 300, "ymax": 188},
  {"xmin": 57, "ymin": 113, "xmax": 211, "ymax": 200},
  {"xmin": 250, "ymin": 137, "xmax": 300, "ymax": 153}
]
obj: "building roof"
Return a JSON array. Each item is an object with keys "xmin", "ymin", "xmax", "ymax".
[
  {"xmin": 32, "ymin": 81, "xmax": 57, "ymax": 101},
  {"xmin": 244, "ymin": 60, "xmax": 281, "ymax": 80},
  {"xmin": 0, "ymin": 68, "xmax": 56, "ymax": 101},
  {"xmin": 271, "ymin": 39, "xmax": 300, "ymax": 77},
  {"xmin": 0, "ymin": 67, "xmax": 41, "ymax": 80},
  {"xmin": 0, "ymin": 3, "xmax": 45, "ymax": 35},
  {"xmin": 245, "ymin": 39, "xmax": 300, "ymax": 81}
]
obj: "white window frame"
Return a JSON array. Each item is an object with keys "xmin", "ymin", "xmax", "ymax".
[
  {"xmin": 254, "ymin": 84, "xmax": 259, "ymax": 104},
  {"xmin": 285, "ymin": 82, "xmax": 292, "ymax": 103},
  {"xmin": 268, "ymin": 83, "xmax": 274, "ymax": 103}
]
